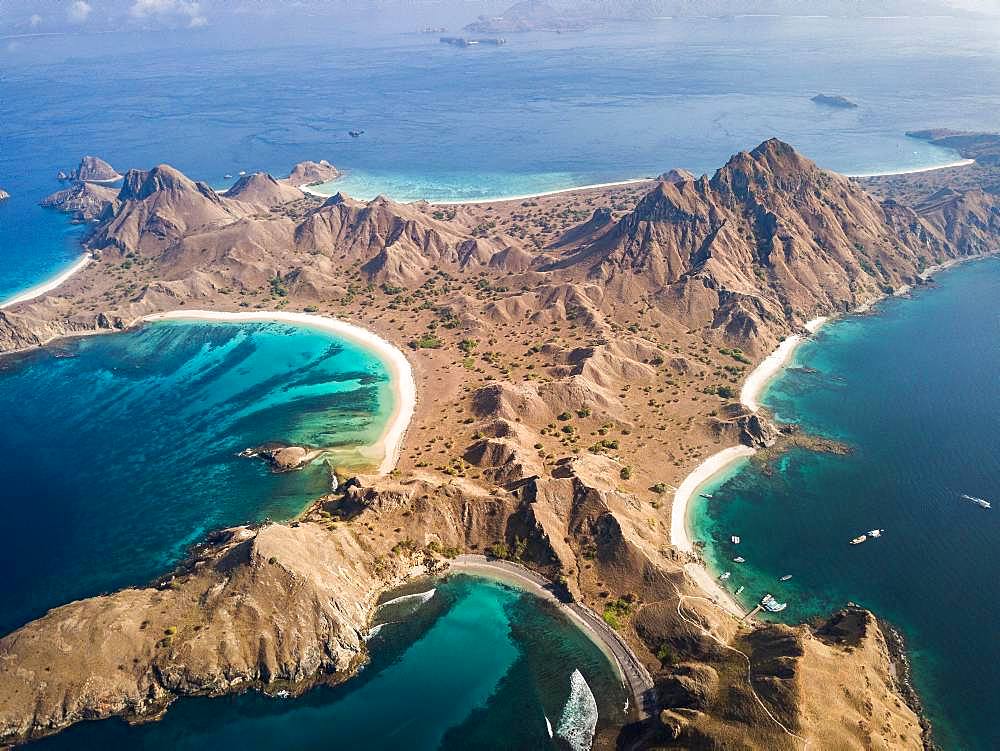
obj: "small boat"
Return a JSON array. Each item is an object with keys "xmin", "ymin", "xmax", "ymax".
[
  {"xmin": 349, "ymin": 129, "xmax": 366, "ymax": 137},
  {"xmin": 224, "ymin": 173, "xmax": 233, "ymax": 179},
  {"xmin": 779, "ymin": 574, "xmax": 793, "ymax": 582},
  {"xmin": 735, "ymin": 585, "xmax": 745, "ymax": 595},
  {"xmin": 731, "ymin": 535, "xmax": 741, "ymax": 544},
  {"xmin": 719, "ymin": 571, "xmax": 731, "ymax": 580},
  {"xmin": 699, "ymin": 492, "xmax": 713, "ymax": 499},
  {"xmin": 962, "ymin": 494, "xmax": 992, "ymax": 509},
  {"xmin": 867, "ymin": 529, "xmax": 883, "ymax": 538},
  {"xmin": 850, "ymin": 534, "xmax": 867, "ymax": 545},
  {"xmin": 761, "ymin": 593, "xmax": 788, "ymax": 613},
  {"xmin": 238, "ymin": 170, "xmax": 247, "ymax": 176},
  {"xmin": 733, "ymin": 556, "xmax": 745, "ymax": 563}
]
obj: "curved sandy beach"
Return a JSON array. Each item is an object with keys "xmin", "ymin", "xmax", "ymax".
[
  {"xmin": 0, "ymin": 254, "xmax": 91, "ymax": 309},
  {"xmin": 142, "ymin": 310, "xmax": 416, "ymax": 476},
  {"xmin": 845, "ymin": 158, "xmax": 974, "ymax": 178},
  {"xmin": 670, "ymin": 316, "xmax": 829, "ymax": 616},
  {"xmin": 299, "ymin": 176, "xmax": 655, "ymax": 205}
]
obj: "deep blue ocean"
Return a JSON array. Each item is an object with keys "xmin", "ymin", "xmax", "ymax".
[
  {"xmin": 0, "ymin": 319, "xmax": 394, "ymax": 635},
  {"xmin": 3, "ymin": 15, "xmax": 1000, "ymax": 298},
  {"xmin": 692, "ymin": 259, "xmax": 1000, "ymax": 751},
  {"xmin": 30, "ymin": 574, "xmax": 626, "ymax": 751}
]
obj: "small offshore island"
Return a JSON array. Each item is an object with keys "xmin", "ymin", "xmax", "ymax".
[{"xmin": 1, "ymin": 135, "xmax": 999, "ymax": 749}]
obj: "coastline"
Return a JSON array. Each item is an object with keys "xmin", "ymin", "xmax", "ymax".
[
  {"xmin": 300, "ymin": 176, "xmax": 657, "ymax": 205},
  {"xmin": 448, "ymin": 555, "xmax": 654, "ymax": 716},
  {"xmin": 0, "ymin": 254, "xmax": 91, "ymax": 309},
  {"xmin": 671, "ymin": 316, "xmax": 829, "ymax": 617},
  {"xmin": 845, "ymin": 157, "xmax": 975, "ymax": 178},
  {"xmin": 141, "ymin": 310, "xmax": 416, "ymax": 476}
]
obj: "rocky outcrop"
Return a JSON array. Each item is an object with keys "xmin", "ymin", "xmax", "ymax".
[
  {"xmin": 238, "ymin": 444, "xmax": 321, "ymax": 472},
  {"xmin": 40, "ymin": 181, "xmax": 118, "ymax": 221},
  {"xmin": 64, "ymin": 155, "xmax": 122, "ymax": 183},
  {"xmin": 658, "ymin": 168, "xmax": 696, "ymax": 183},
  {"xmin": 286, "ymin": 160, "xmax": 339, "ymax": 187},
  {"xmin": 811, "ymin": 93, "xmax": 858, "ymax": 109}
]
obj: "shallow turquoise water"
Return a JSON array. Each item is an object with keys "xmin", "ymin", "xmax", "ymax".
[
  {"xmin": 30, "ymin": 574, "xmax": 627, "ymax": 751},
  {"xmin": 691, "ymin": 258, "xmax": 1000, "ymax": 750},
  {"xmin": 0, "ymin": 320, "xmax": 393, "ymax": 635}
]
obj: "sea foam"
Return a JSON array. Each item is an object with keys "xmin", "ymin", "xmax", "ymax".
[
  {"xmin": 377, "ymin": 588, "xmax": 436, "ymax": 610},
  {"xmin": 556, "ymin": 669, "xmax": 599, "ymax": 751}
]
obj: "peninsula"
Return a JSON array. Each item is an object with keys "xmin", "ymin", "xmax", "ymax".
[{"xmin": 1, "ymin": 139, "xmax": 998, "ymax": 749}]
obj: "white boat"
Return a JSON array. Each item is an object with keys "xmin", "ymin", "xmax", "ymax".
[
  {"xmin": 719, "ymin": 571, "xmax": 731, "ymax": 580},
  {"xmin": 761, "ymin": 593, "xmax": 788, "ymax": 613},
  {"xmin": 962, "ymin": 494, "xmax": 992, "ymax": 509},
  {"xmin": 735, "ymin": 585, "xmax": 745, "ymax": 595},
  {"xmin": 733, "ymin": 556, "xmax": 745, "ymax": 563},
  {"xmin": 731, "ymin": 535, "xmax": 741, "ymax": 544},
  {"xmin": 850, "ymin": 534, "xmax": 867, "ymax": 545},
  {"xmin": 867, "ymin": 529, "xmax": 883, "ymax": 538},
  {"xmin": 779, "ymin": 574, "xmax": 792, "ymax": 582},
  {"xmin": 700, "ymin": 492, "xmax": 713, "ymax": 499}
]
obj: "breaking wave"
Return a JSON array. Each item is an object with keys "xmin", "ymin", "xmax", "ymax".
[
  {"xmin": 365, "ymin": 623, "xmax": 386, "ymax": 640},
  {"xmin": 556, "ymin": 669, "xmax": 599, "ymax": 751},
  {"xmin": 377, "ymin": 588, "xmax": 436, "ymax": 610}
]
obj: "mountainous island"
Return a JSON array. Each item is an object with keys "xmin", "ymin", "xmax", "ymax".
[{"xmin": 1, "ymin": 138, "xmax": 998, "ymax": 748}]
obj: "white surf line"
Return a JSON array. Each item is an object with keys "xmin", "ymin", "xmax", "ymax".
[
  {"xmin": 141, "ymin": 310, "xmax": 416, "ymax": 476},
  {"xmin": 845, "ymin": 158, "xmax": 974, "ymax": 178},
  {"xmin": 0, "ymin": 255, "xmax": 92, "ymax": 309},
  {"xmin": 299, "ymin": 177, "xmax": 656, "ymax": 206}
]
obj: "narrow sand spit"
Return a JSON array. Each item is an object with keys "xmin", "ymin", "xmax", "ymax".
[
  {"xmin": 142, "ymin": 310, "xmax": 416, "ymax": 476},
  {"xmin": 0, "ymin": 255, "xmax": 91, "ymax": 309}
]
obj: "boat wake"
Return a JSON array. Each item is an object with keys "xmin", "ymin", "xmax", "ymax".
[
  {"xmin": 556, "ymin": 669, "xmax": 599, "ymax": 751},
  {"xmin": 377, "ymin": 588, "xmax": 436, "ymax": 610}
]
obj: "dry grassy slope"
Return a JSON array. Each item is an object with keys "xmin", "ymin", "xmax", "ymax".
[{"xmin": 1, "ymin": 140, "xmax": 996, "ymax": 747}]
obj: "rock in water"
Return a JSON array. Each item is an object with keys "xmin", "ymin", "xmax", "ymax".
[
  {"xmin": 286, "ymin": 160, "xmax": 340, "ymax": 187},
  {"xmin": 811, "ymin": 93, "xmax": 858, "ymax": 109},
  {"xmin": 71, "ymin": 155, "xmax": 122, "ymax": 182},
  {"xmin": 239, "ymin": 444, "xmax": 320, "ymax": 472}
]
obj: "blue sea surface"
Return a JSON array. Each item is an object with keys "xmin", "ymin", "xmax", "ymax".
[
  {"xmin": 3, "ymin": 15, "xmax": 1000, "ymax": 296},
  {"xmin": 0, "ymin": 320, "xmax": 394, "ymax": 635},
  {"xmin": 691, "ymin": 259, "xmax": 1000, "ymax": 750},
  {"xmin": 30, "ymin": 574, "xmax": 627, "ymax": 751}
]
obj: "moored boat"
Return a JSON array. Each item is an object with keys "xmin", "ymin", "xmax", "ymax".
[
  {"xmin": 850, "ymin": 534, "xmax": 867, "ymax": 545},
  {"xmin": 779, "ymin": 574, "xmax": 792, "ymax": 582},
  {"xmin": 731, "ymin": 535, "xmax": 741, "ymax": 544},
  {"xmin": 962, "ymin": 494, "xmax": 992, "ymax": 509},
  {"xmin": 733, "ymin": 556, "xmax": 745, "ymax": 563}
]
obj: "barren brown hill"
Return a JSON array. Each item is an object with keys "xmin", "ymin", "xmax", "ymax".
[{"xmin": 1, "ymin": 140, "xmax": 996, "ymax": 748}]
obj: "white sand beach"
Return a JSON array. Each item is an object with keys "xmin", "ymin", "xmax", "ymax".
[
  {"xmin": 670, "ymin": 316, "xmax": 829, "ymax": 617},
  {"xmin": 0, "ymin": 255, "xmax": 91, "ymax": 309},
  {"xmin": 142, "ymin": 310, "xmax": 416, "ymax": 476},
  {"xmin": 845, "ymin": 158, "xmax": 974, "ymax": 178},
  {"xmin": 299, "ymin": 177, "xmax": 655, "ymax": 205}
]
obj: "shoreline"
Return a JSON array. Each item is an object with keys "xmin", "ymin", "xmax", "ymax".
[
  {"xmin": 671, "ymin": 315, "xmax": 829, "ymax": 617},
  {"xmin": 0, "ymin": 254, "xmax": 91, "ymax": 309},
  {"xmin": 300, "ymin": 176, "xmax": 655, "ymax": 206},
  {"xmin": 142, "ymin": 310, "xmax": 416, "ymax": 476},
  {"xmin": 448, "ymin": 555, "xmax": 654, "ymax": 716},
  {"xmin": 846, "ymin": 158, "xmax": 975, "ymax": 178}
]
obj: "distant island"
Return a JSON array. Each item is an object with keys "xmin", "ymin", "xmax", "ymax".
[{"xmin": 811, "ymin": 93, "xmax": 858, "ymax": 109}]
